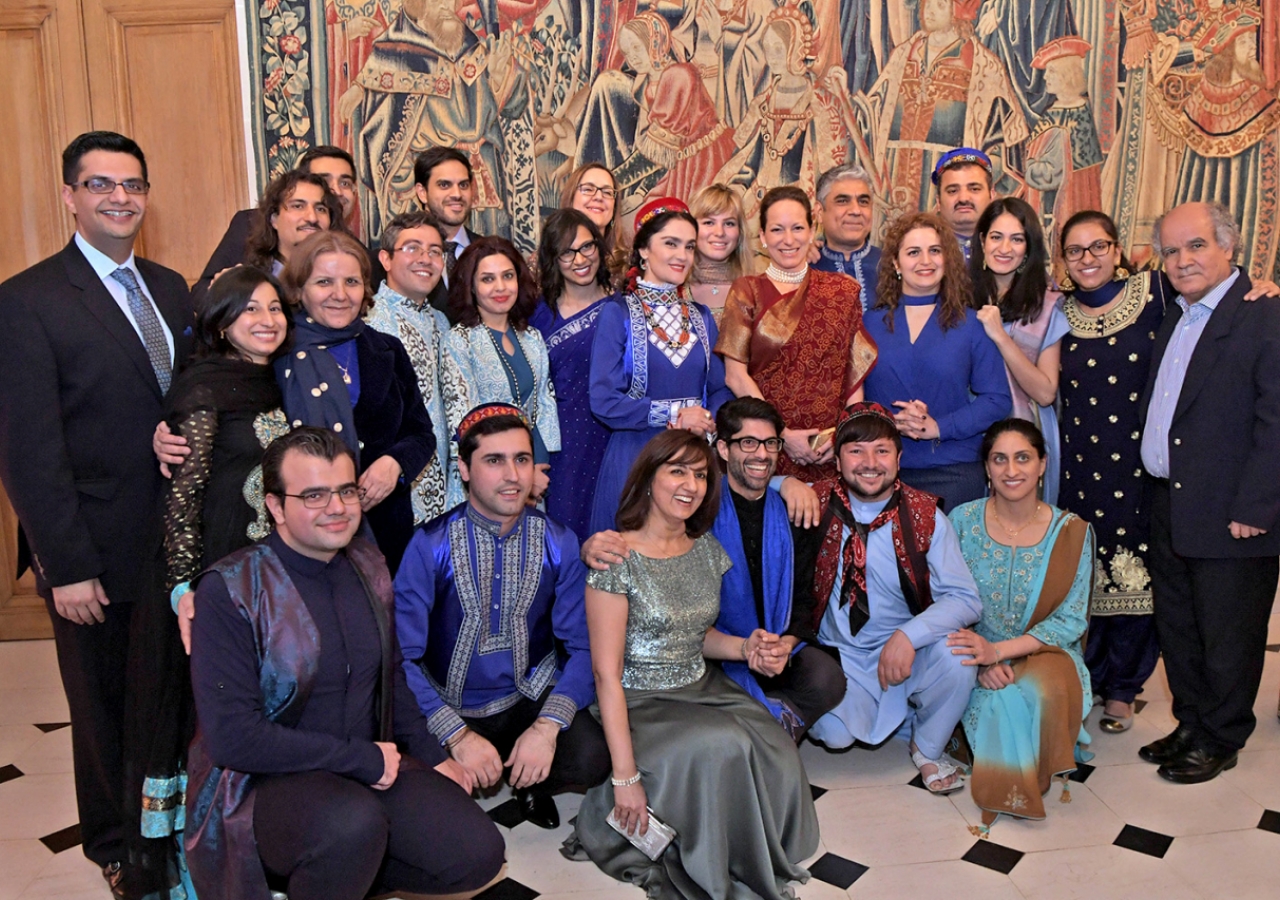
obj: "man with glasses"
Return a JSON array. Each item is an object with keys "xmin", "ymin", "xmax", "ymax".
[
  {"xmin": 582, "ymin": 397, "xmax": 843, "ymax": 741},
  {"xmin": 395, "ymin": 404, "xmax": 609, "ymax": 830},
  {"xmin": 185, "ymin": 426, "xmax": 504, "ymax": 900},
  {"xmin": 0, "ymin": 131, "xmax": 193, "ymax": 895},
  {"xmin": 366, "ymin": 211, "xmax": 451, "ymax": 523}
]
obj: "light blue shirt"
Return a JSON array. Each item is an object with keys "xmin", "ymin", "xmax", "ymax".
[
  {"xmin": 1140, "ymin": 268, "xmax": 1239, "ymax": 478},
  {"xmin": 74, "ymin": 232, "xmax": 175, "ymax": 363}
]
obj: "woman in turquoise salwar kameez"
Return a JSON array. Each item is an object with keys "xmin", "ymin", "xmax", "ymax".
[{"xmin": 947, "ymin": 418, "xmax": 1094, "ymax": 829}]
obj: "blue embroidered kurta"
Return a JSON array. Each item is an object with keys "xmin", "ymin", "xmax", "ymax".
[
  {"xmin": 531, "ymin": 296, "xmax": 614, "ymax": 542},
  {"xmin": 813, "ymin": 243, "xmax": 881, "ymax": 311},
  {"xmin": 863, "ymin": 306, "xmax": 1011, "ymax": 470},
  {"xmin": 587, "ymin": 290, "xmax": 733, "ymax": 534},
  {"xmin": 394, "ymin": 503, "xmax": 594, "ymax": 743}
]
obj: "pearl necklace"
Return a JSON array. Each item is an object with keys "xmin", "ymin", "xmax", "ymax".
[{"xmin": 765, "ymin": 263, "xmax": 808, "ymax": 284}]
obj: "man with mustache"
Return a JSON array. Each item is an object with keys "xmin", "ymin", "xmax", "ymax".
[
  {"xmin": 933, "ymin": 148, "xmax": 995, "ymax": 261},
  {"xmin": 1137, "ymin": 201, "xmax": 1280, "ymax": 783},
  {"xmin": 395, "ymin": 404, "xmax": 609, "ymax": 829},
  {"xmin": 184, "ymin": 427, "xmax": 503, "ymax": 900},
  {"xmin": 794, "ymin": 403, "xmax": 981, "ymax": 794}
]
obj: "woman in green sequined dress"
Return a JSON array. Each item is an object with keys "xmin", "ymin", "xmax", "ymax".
[{"xmin": 565, "ymin": 430, "xmax": 818, "ymax": 900}]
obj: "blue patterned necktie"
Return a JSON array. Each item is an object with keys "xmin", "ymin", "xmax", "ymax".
[{"xmin": 110, "ymin": 267, "xmax": 172, "ymax": 393}]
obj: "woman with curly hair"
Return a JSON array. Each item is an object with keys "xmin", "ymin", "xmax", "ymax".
[{"xmin": 862, "ymin": 212, "xmax": 1010, "ymax": 511}]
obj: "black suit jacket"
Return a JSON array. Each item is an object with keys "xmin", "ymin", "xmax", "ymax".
[
  {"xmin": 428, "ymin": 227, "xmax": 482, "ymax": 314},
  {"xmin": 0, "ymin": 239, "xmax": 195, "ymax": 601},
  {"xmin": 1138, "ymin": 270, "xmax": 1280, "ymax": 557},
  {"xmin": 191, "ymin": 209, "xmax": 386, "ymax": 307}
]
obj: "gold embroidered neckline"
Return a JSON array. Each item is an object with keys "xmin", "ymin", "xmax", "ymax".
[{"xmin": 1064, "ymin": 271, "xmax": 1150, "ymax": 338}]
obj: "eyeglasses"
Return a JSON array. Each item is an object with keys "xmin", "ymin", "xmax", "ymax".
[
  {"xmin": 67, "ymin": 177, "xmax": 150, "ymax": 195},
  {"xmin": 576, "ymin": 183, "xmax": 616, "ymax": 200},
  {"xmin": 280, "ymin": 486, "xmax": 362, "ymax": 508},
  {"xmin": 1063, "ymin": 239, "xmax": 1115, "ymax": 261},
  {"xmin": 557, "ymin": 240, "xmax": 600, "ymax": 264},
  {"xmin": 391, "ymin": 242, "xmax": 445, "ymax": 260},
  {"xmin": 726, "ymin": 437, "xmax": 784, "ymax": 453}
]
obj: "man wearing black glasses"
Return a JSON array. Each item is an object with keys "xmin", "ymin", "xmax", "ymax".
[
  {"xmin": 0, "ymin": 131, "xmax": 193, "ymax": 895},
  {"xmin": 583, "ymin": 397, "xmax": 845, "ymax": 741}
]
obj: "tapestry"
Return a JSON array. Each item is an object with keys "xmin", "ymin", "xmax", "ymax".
[{"xmin": 244, "ymin": 0, "xmax": 1280, "ymax": 279}]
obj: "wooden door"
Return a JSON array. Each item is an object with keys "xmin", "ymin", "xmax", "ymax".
[{"xmin": 0, "ymin": 0, "xmax": 249, "ymax": 639}]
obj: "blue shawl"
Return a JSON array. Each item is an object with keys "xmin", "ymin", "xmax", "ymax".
[{"xmin": 712, "ymin": 486, "xmax": 796, "ymax": 725}]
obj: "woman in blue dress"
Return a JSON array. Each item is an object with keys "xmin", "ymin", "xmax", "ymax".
[
  {"xmin": 969, "ymin": 197, "xmax": 1070, "ymax": 504},
  {"xmin": 440, "ymin": 236, "xmax": 560, "ymax": 508},
  {"xmin": 531, "ymin": 209, "xmax": 617, "ymax": 541},
  {"xmin": 588, "ymin": 197, "xmax": 732, "ymax": 534},
  {"xmin": 863, "ymin": 211, "xmax": 1010, "ymax": 511},
  {"xmin": 948, "ymin": 418, "xmax": 1093, "ymax": 832}
]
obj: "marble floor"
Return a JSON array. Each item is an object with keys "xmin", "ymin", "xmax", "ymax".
[{"xmin": 2, "ymin": 609, "xmax": 1279, "ymax": 900}]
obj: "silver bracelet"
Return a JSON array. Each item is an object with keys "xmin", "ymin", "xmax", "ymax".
[{"xmin": 611, "ymin": 771, "xmax": 642, "ymax": 787}]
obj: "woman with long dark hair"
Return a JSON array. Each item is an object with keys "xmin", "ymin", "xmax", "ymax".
[
  {"xmin": 861, "ymin": 212, "xmax": 1010, "ymax": 511},
  {"xmin": 969, "ymin": 197, "xmax": 1069, "ymax": 503},
  {"xmin": 567, "ymin": 430, "xmax": 818, "ymax": 899},
  {"xmin": 127, "ymin": 266, "xmax": 294, "ymax": 898},
  {"xmin": 587, "ymin": 197, "xmax": 732, "ymax": 534},
  {"xmin": 531, "ymin": 209, "xmax": 615, "ymax": 540},
  {"xmin": 440, "ymin": 235, "xmax": 559, "ymax": 507}
]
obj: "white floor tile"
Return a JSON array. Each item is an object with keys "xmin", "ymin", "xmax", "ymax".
[
  {"xmin": 0, "ymin": 642, "xmax": 60, "ymax": 692},
  {"xmin": 850, "ymin": 859, "xmax": 1025, "ymax": 900},
  {"xmin": 0, "ymin": 726, "xmax": 44, "ymax": 770},
  {"xmin": 10, "ymin": 729, "xmax": 73, "ymax": 776},
  {"xmin": 948, "ymin": 781, "xmax": 1126, "ymax": 853},
  {"xmin": 0, "ymin": 840, "xmax": 52, "ymax": 900},
  {"xmin": 1220, "ymin": 748, "xmax": 1280, "ymax": 810},
  {"xmin": 15, "ymin": 849, "xmax": 103, "ymax": 900},
  {"xmin": 814, "ymin": 784, "xmax": 977, "ymax": 867},
  {"xmin": 1163, "ymin": 829, "xmax": 1280, "ymax": 900},
  {"xmin": 1084, "ymin": 762, "xmax": 1263, "ymax": 837},
  {"xmin": 1009, "ymin": 844, "xmax": 1206, "ymax": 900},
  {"xmin": 797, "ymin": 739, "xmax": 918, "ymax": 791},
  {"xmin": 0, "ymin": 691, "xmax": 68, "ymax": 728},
  {"xmin": 0, "ymin": 773, "xmax": 79, "ymax": 842}
]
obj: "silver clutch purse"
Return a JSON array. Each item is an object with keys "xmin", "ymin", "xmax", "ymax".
[{"xmin": 606, "ymin": 807, "xmax": 677, "ymax": 860}]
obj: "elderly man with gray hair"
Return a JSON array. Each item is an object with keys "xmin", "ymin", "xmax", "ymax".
[
  {"xmin": 1136, "ymin": 201, "xmax": 1280, "ymax": 784},
  {"xmin": 811, "ymin": 163, "xmax": 881, "ymax": 310}
]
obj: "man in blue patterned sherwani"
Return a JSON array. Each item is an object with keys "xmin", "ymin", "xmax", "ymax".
[{"xmin": 395, "ymin": 403, "xmax": 608, "ymax": 828}]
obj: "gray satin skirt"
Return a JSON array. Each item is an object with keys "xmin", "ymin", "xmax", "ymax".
[{"xmin": 564, "ymin": 667, "xmax": 819, "ymax": 900}]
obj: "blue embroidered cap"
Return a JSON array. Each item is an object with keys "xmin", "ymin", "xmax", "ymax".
[{"xmin": 932, "ymin": 148, "xmax": 992, "ymax": 186}]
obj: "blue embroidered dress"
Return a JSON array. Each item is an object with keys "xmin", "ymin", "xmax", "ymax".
[
  {"xmin": 587, "ymin": 284, "xmax": 732, "ymax": 534},
  {"xmin": 531, "ymin": 295, "xmax": 615, "ymax": 542},
  {"xmin": 950, "ymin": 500, "xmax": 1094, "ymax": 826},
  {"xmin": 813, "ymin": 242, "xmax": 881, "ymax": 311}
]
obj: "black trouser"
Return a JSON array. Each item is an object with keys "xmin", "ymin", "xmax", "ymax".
[
  {"xmin": 46, "ymin": 597, "xmax": 134, "ymax": 867},
  {"xmin": 756, "ymin": 644, "xmax": 848, "ymax": 738},
  {"xmin": 463, "ymin": 689, "xmax": 611, "ymax": 794},
  {"xmin": 1149, "ymin": 480, "xmax": 1279, "ymax": 753},
  {"xmin": 253, "ymin": 768, "xmax": 505, "ymax": 900}
]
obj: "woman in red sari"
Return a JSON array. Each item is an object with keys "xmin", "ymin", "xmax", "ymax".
[{"xmin": 716, "ymin": 186, "xmax": 878, "ymax": 481}]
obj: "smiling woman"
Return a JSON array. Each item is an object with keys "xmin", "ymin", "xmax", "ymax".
[{"xmin": 277, "ymin": 230, "xmax": 438, "ymax": 573}]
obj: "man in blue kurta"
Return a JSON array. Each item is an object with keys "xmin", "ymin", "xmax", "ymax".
[
  {"xmin": 395, "ymin": 404, "xmax": 608, "ymax": 828},
  {"xmin": 812, "ymin": 164, "xmax": 881, "ymax": 311},
  {"xmin": 794, "ymin": 403, "xmax": 981, "ymax": 793}
]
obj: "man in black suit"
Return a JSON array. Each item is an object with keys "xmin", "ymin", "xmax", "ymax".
[
  {"xmin": 0, "ymin": 132, "xmax": 193, "ymax": 890},
  {"xmin": 414, "ymin": 147, "xmax": 481, "ymax": 312},
  {"xmin": 191, "ymin": 146, "xmax": 383, "ymax": 303},
  {"xmin": 1137, "ymin": 201, "xmax": 1280, "ymax": 784}
]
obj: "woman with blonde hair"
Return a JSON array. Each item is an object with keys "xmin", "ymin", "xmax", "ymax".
[{"xmin": 688, "ymin": 183, "xmax": 753, "ymax": 322}]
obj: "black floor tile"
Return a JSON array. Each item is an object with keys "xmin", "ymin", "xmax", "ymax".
[
  {"xmin": 1068, "ymin": 762, "xmax": 1096, "ymax": 783},
  {"xmin": 1134, "ymin": 700, "xmax": 1148, "ymax": 714},
  {"xmin": 962, "ymin": 839, "xmax": 1024, "ymax": 874},
  {"xmin": 474, "ymin": 877, "xmax": 540, "ymax": 900},
  {"xmin": 810, "ymin": 783, "xmax": 827, "ymax": 801},
  {"xmin": 1113, "ymin": 823, "xmax": 1174, "ymax": 858},
  {"xmin": 33, "ymin": 722, "xmax": 70, "ymax": 733},
  {"xmin": 1259, "ymin": 809, "xmax": 1280, "ymax": 835},
  {"xmin": 486, "ymin": 798, "xmax": 525, "ymax": 829},
  {"xmin": 808, "ymin": 852, "xmax": 868, "ymax": 889},
  {"xmin": 908, "ymin": 772, "xmax": 926, "ymax": 790},
  {"xmin": 1265, "ymin": 643, "xmax": 1280, "ymax": 653},
  {"xmin": 0, "ymin": 764, "xmax": 22, "ymax": 785},
  {"xmin": 39, "ymin": 823, "xmax": 82, "ymax": 854}
]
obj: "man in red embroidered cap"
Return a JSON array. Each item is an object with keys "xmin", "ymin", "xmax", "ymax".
[{"xmin": 793, "ymin": 402, "xmax": 982, "ymax": 794}]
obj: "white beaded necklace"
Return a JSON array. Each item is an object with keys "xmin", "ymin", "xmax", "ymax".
[{"xmin": 765, "ymin": 263, "xmax": 808, "ymax": 284}]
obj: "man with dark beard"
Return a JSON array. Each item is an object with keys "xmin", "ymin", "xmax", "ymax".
[{"xmin": 793, "ymin": 402, "xmax": 981, "ymax": 794}]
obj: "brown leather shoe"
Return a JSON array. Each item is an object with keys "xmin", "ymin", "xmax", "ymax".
[{"xmin": 1138, "ymin": 723, "xmax": 1196, "ymax": 764}]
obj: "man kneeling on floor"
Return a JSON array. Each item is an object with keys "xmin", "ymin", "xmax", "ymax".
[
  {"xmin": 795, "ymin": 403, "xmax": 982, "ymax": 793},
  {"xmin": 185, "ymin": 427, "xmax": 504, "ymax": 900}
]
